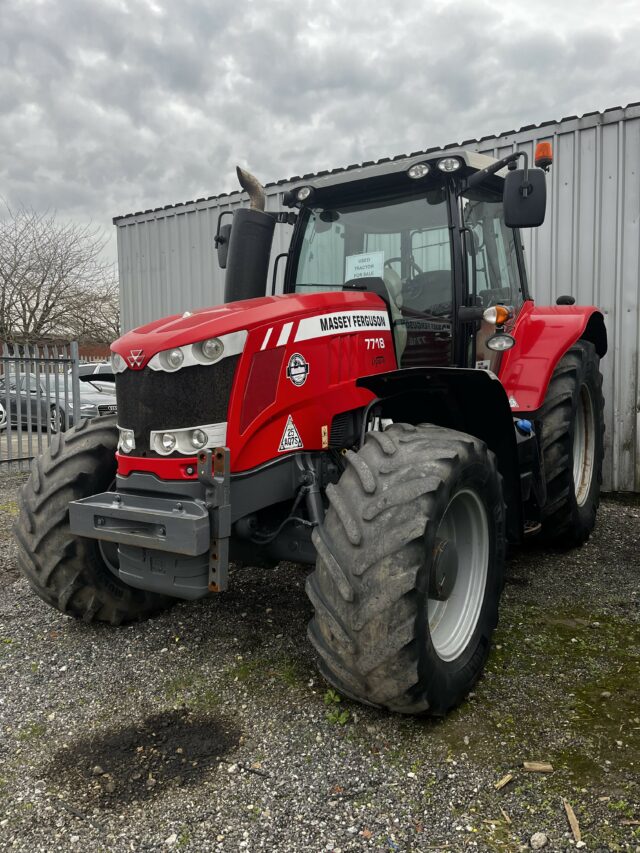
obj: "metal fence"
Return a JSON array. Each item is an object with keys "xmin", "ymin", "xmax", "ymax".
[{"xmin": 0, "ymin": 342, "xmax": 81, "ymax": 471}]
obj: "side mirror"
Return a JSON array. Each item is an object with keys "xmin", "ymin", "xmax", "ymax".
[
  {"xmin": 503, "ymin": 168, "xmax": 546, "ymax": 228},
  {"xmin": 214, "ymin": 211, "xmax": 234, "ymax": 269}
]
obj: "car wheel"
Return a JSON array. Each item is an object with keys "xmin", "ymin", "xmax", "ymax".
[{"xmin": 50, "ymin": 405, "xmax": 66, "ymax": 434}]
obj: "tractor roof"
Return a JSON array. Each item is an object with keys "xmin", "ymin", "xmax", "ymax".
[{"xmin": 300, "ymin": 149, "xmax": 500, "ymax": 195}]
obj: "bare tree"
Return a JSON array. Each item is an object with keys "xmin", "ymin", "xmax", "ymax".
[{"xmin": 0, "ymin": 201, "xmax": 120, "ymax": 344}]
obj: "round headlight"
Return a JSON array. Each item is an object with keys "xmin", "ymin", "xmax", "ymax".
[
  {"xmin": 437, "ymin": 157, "xmax": 462, "ymax": 172},
  {"xmin": 486, "ymin": 333, "xmax": 516, "ymax": 352},
  {"xmin": 120, "ymin": 429, "xmax": 135, "ymax": 453},
  {"xmin": 407, "ymin": 163, "xmax": 430, "ymax": 179},
  {"xmin": 191, "ymin": 429, "xmax": 208, "ymax": 449},
  {"xmin": 296, "ymin": 186, "xmax": 312, "ymax": 201},
  {"xmin": 165, "ymin": 348, "xmax": 184, "ymax": 370},
  {"xmin": 201, "ymin": 338, "xmax": 224, "ymax": 361},
  {"xmin": 161, "ymin": 432, "xmax": 177, "ymax": 453},
  {"xmin": 111, "ymin": 352, "xmax": 126, "ymax": 372}
]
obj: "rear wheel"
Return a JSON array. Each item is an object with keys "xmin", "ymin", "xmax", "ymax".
[
  {"xmin": 14, "ymin": 415, "xmax": 173, "ymax": 624},
  {"xmin": 306, "ymin": 423, "xmax": 506, "ymax": 715},
  {"xmin": 538, "ymin": 341, "xmax": 604, "ymax": 546}
]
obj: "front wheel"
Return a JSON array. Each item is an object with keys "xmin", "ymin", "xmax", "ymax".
[
  {"xmin": 14, "ymin": 415, "xmax": 173, "ymax": 624},
  {"xmin": 306, "ymin": 423, "xmax": 506, "ymax": 716}
]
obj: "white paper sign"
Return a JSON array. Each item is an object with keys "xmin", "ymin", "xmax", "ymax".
[{"xmin": 345, "ymin": 251, "xmax": 384, "ymax": 281}]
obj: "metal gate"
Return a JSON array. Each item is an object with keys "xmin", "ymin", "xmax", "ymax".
[{"xmin": 0, "ymin": 342, "xmax": 81, "ymax": 471}]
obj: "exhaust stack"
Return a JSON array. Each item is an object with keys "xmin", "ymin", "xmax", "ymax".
[
  {"xmin": 236, "ymin": 166, "xmax": 266, "ymax": 211},
  {"xmin": 223, "ymin": 167, "xmax": 275, "ymax": 304}
]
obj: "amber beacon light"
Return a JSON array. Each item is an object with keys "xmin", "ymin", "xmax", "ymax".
[{"xmin": 535, "ymin": 141, "xmax": 553, "ymax": 170}]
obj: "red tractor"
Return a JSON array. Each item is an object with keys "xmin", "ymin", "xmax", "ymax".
[{"xmin": 15, "ymin": 145, "xmax": 606, "ymax": 715}]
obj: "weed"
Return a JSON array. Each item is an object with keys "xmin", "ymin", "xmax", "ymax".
[{"xmin": 324, "ymin": 689, "xmax": 350, "ymax": 725}]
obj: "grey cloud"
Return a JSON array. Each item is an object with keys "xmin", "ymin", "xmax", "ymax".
[{"xmin": 0, "ymin": 0, "xmax": 638, "ymax": 252}]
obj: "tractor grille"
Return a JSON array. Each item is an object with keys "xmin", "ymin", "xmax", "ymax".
[{"xmin": 115, "ymin": 356, "xmax": 239, "ymax": 455}]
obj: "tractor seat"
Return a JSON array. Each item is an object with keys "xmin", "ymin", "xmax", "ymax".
[
  {"xmin": 403, "ymin": 270, "xmax": 453, "ymax": 315},
  {"xmin": 343, "ymin": 275, "xmax": 407, "ymax": 359}
]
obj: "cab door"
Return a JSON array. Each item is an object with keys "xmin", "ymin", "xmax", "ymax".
[{"xmin": 460, "ymin": 187, "xmax": 526, "ymax": 372}]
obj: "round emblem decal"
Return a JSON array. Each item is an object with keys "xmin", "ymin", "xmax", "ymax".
[{"xmin": 286, "ymin": 353, "xmax": 309, "ymax": 387}]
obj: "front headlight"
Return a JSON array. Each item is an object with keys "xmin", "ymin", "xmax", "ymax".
[
  {"xmin": 162, "ymin": 349, "xmax": 184, "ymax": 371},
  {"xmin": 118, "ymin": 427, "xmax": 136, "ymax": 453},
  {"xmin": 81, "ymin": 403, "xmax": 97, "ymax": 412},
  {"xmin": 150, "ymin": 422, "xmax": 227, "ymax": 455},
  {"xmin": 200, "ymin": 338, "xmax": 224, "ymax": 361},
  {"xmin": 190, "ymin": 429, "xmax": 208, "ymax": 449},
  {"xmin": 160, "ymin": 432, "xmax": 177, "ymax": 453},
  {"xmin": 111, "ymin": 352, "xmax": 127, "ymax": 373}
]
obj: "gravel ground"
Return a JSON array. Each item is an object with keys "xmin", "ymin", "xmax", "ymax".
[{"xmin": 0, "ymin": 470, "xmax": 638, "ymax": 852}]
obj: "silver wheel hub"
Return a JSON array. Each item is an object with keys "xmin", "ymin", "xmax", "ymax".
[
  {"xmin": 427, "ymin": 489, "xmax": 489, "ymax": 662},
  {"xmin": 573, "ymin": 384, "xmax": 595, "ymax": 507}
]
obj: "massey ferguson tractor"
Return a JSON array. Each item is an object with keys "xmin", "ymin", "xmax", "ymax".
[{"xmin": 14, "ymin": 144, "xmax": 606, "ymax": 716}]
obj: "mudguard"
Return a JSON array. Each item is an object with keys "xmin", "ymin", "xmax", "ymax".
[
  {"xmin": 498, "ymin": 301, "xmax": 607, "ymax": 413},
  {"xmin": 357, "ymin": 366, "xmax": 523, "ymax": 542}
]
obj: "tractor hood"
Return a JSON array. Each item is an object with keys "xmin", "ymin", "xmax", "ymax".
[{"xmin": 111, "ymin": 291, "xmax": 386, "ymax": 371}]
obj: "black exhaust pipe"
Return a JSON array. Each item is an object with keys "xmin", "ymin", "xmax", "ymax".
[{"xmin": 224, "ymin": 167, "xmax": 275, "ymax": 304}]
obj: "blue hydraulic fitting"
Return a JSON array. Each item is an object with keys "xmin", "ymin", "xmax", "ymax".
[{"xmin": 515, "ymin": 419, "xmax": 533, "ymax": 435}]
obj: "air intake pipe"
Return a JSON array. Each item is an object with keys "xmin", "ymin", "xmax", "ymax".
[{"xmin": 223, "ymin": 167, "xmax": 276, "ymax": 304}]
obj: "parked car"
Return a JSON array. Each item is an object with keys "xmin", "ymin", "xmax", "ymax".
[{"xmin": 0, "ymin": 372, "xmax": 117, "ymax": 433}]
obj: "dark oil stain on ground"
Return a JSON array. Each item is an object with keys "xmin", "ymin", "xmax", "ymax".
[{"xmin": 47, "ymin": 708, "xmax": 240, "ymax": 807}]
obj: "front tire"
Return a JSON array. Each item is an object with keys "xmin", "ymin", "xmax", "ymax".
[
  {"xmin": 306, "ymin": 423, "xmax": 506, "ymax": 716},
  {"xmin": 538, "ymin": 340, "xmax": 604, "ymax": 547},
  {"xmin": 14, "ymin": 415, "xmax": 173, "ymax": 624}
]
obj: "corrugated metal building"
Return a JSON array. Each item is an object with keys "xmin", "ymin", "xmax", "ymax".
[{"xmin": 114, "ymin": 102, "xmax": 640, "ymax": 491}]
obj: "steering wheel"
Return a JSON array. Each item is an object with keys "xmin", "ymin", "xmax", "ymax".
[{"xmin": 384, "ymin": 256, "xmax": 423, "ymax": 277}]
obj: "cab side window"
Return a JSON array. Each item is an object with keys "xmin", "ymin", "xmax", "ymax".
[{"xmin": 462, "ymin": 194, "xmax": 523, "ymax": 309}]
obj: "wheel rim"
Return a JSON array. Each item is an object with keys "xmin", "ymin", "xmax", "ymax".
[
  {"xmin": 50, "ymin": 407, "xmax": 61, "ymax": 432},
  {"xmin": 427, "ymin": 489, "xmax": 489, "ymax": 662},
  {"xmin": 573, "ymin": 384, "xmax": 595, "ymax": 507}
]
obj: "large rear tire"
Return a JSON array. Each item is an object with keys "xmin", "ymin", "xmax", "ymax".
[
  {"xmin": 538, "ymin": 340, "xmax": 604, "ymax": 547},
  {"xmin": 14, "ymin": 415, "xmax": 173, "ymax": 624},
  {"xmin": 306, "ymin": 423, "xmax": 506, "ymax": 716}
]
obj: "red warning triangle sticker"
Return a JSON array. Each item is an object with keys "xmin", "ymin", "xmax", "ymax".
[{"xmin": 278, "ymin": 415, "xmax": 304, "ymax": 452}]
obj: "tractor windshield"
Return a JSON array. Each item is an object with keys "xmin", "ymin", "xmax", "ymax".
[{"xmin": 293, "ymin": 191, "xmax": 453, "ymax": 366}]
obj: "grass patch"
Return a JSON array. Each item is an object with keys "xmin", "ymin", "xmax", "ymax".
[{"xmin": 17, "ymin": 722, "xmax": 46, "ymax": 742}]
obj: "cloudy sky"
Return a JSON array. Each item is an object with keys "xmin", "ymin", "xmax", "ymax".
[{"xmin": 1, "ymin": 0, "xmax": 639, "ymax": 260}]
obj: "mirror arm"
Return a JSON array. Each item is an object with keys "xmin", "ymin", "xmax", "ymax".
[
  {"xmin": 264, "ymin": 211, "xmax": 298, "ymax": 225},
  {"xmin": 271, "ymin": 253, "xmax": 288, "ymax": 295},
  {"xmin": 214, "ymin": 210, "xmax": 234, "ymax": 247},
  {"xmin": 464, "ymin": 151, "xmax": 528, "ymax": 192}
]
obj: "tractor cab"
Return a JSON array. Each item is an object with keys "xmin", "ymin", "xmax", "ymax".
[
  {"xmin": 220, "ymin": 147, "xmax": 549, "ymax": 376},
  {"xmin": 283, "ymin": 152, "xmax": 531, "ymax": 374}
]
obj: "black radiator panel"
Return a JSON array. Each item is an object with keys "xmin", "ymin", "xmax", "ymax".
[{"xmin": 116, "ymin": 356, "xmax": 239, "ymax": 455}]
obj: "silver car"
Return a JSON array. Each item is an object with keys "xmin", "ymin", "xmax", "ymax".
[{"xmin": 0, "ymin": 372, "xmax": 117, "ymax": 433}]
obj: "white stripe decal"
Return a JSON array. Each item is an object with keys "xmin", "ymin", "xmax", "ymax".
[
  {"xmin": 276, "ymin": 322, "xmax": 294, "ymax": 347},
  {"xmin": 260, "ymin": 327, "xmax": 273, "ymax": 350},
  {"xmin": 294, "ymin": 310, "xmax": 390, "ymax": 342}
]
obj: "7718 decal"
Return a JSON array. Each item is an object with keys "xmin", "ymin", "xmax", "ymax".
[{"xmin": 365, "ymin": 337, "xmax": 386, "ymax": 349}]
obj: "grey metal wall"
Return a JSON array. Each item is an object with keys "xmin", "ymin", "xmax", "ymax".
[{"xmin": 115, "ymin": 103, "xmax": 640, "ymax": 491}]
